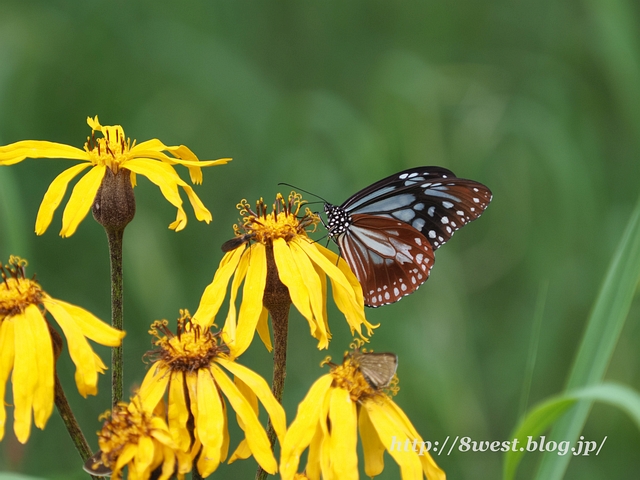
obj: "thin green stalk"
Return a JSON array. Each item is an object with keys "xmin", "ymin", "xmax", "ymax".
[
  {"xmin": 106, "ymin": 227, "xmax": 124, "ymax": 407},
  {"xmin": 517, "ymin": 281, "xmax": 548, "ymax": 421}
]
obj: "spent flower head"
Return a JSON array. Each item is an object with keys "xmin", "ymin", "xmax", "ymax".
[
  {"xmin": 280, "ymin": 345, "xmax": 445, "ymax": 480},
  {"xmin": 0, "ymin": 115, "xmax": 230, "ymax": 236},
  {"xmin": 0, "ymin": 256, "xmax": 124, "ymax": 443},
  {"xmin": 194, "ymin": 192, "xmax": 374, "ymax": 357},
  {"xmin": 138, "ymin": 310, "xmax": 286, "ymax": 477},
  {"xmin": 91, "ymin": 396, "xmax": 190, "ymax": 480}
]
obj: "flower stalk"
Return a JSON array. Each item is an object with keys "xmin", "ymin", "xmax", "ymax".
[
  {"xmin": 256, "ymin": 244, "xmax": 292, "ymax": 480},
  {"xmin": 92, "ymin": 168, "xmax": 136, "ymax": 407}
]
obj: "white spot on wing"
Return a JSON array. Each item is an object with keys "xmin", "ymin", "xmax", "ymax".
[{"xmin": 412, "ymin": 218, "xmax": 425, "ymax": 230}]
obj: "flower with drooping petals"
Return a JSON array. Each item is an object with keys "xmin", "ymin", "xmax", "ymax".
[
  {"xmin": 0, "ymin": 115, "xmax": 230, "ymax": 236},
  {"xmin": 0, "ymin": 256, "xmax": 124, "ymax": 443},
  {"xmin": 91, "ymin": 396, "xmax": 191, "ymax": 480},
  {"xmin": 280, "ymin": 348, "xmax": 445, "ymax": 480},
  {"xmin": 138, "ymin": 310, "xmax": 286, "ymax": 477},
  {"xmin": 193, "ymin": 192, "xmax": 374, "ymax": 357}
]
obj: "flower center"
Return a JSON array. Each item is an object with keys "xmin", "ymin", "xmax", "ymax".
[
  {"xmin": 84, "ymin": 124, "xmax": 133, "ymax": 172},
  {"xmin": 234, "ymin": 192, "xmax": 318, "ymax": 245},
  {"xmin": 97, "ymin": 398, "xmax": 154, "ymax": 466},
  {"xmin": 147, "ymin": 310, "xmax": 227, "ymax": 371},
  {"xmin": 0, "ymin": 257, "xmax": 43, "ymax": 317}
]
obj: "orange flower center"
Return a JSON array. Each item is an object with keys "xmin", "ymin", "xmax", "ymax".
[
  {"xmin": 147, "ymin": 311, "xmax": 227, "ymax": 371},
  {"xmin": 0, "ymin": 257, "xmax": 42, "ymax": 317},
  {"xmin": 84, "ymin": 124, "xmax": 134, "ymax": 172},
  {"xmin": 233, "ymin": 192, "xmax": 318, "ymax": 246}
]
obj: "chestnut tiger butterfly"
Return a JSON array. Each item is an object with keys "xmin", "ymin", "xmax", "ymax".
[{"xmin": 322, "ymin": 166, "xmax": 492, "ymax": 307}]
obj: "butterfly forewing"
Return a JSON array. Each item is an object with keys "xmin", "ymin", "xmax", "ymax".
[
  {"xmin": 342, "ymin": 167, "xmax": 492, "ymax": 251},
  {"xmin": 341, "ymin": 166, "xmax": 456, "ymax": 212},
  {"xmin": 354, "ymin": 352, "xmax": 398, "ymax": 389},
  {"xmin": 338, "ymin": 214, "xmax": 435, "ymax": 306}
]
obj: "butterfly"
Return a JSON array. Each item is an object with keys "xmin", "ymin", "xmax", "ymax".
[
  {"xmin": 350, "ymin": 350, "xmax": 398, "ymax": 389},
  {"xmin": 323, "ymin": 166, "xmax": 492, "ymax": 307}
]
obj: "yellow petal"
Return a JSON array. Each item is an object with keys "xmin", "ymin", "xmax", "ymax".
[
  {"xmin": 134, "ymin": 435, "xmax": 156, "ymax": 478},
  {"xmin": 216, "ymin": 357, "xmax": 287, "ymax": 446},
  {"xmin": 362, "ymin": 399, "xmax": 425, "ymax": 480},
  {"xmin": 255, "ymin": 306, "xmax": 272, "ymax": 351},
  {"xmin": 29, "ymin": 308, "xmax": 54, "ymax": 430},
  {"xmin": 287, "ymin": 239, "xmax": 329, "ymax": 347},
  {"xmin": 35, "ymin": 163, "xmax": 92, "ymax": 235},
  {"xmin": 359, "ymin": 405, "xmax": 386, "ymax": 477},
  {"xmin": 280, "ymin": 375, "xmax": 333, "ymax": 480},
  {"xmin": 60, "ymin": 165, "xmax": 106, "ymax": 237},
  {"xmin": 229, "ymin": 243, "xmax": 267, "ymax": 357},
  {"xmin": 328, "ymin": 387, "xmax": 358, "ymax": 480},
  {"xmin": 123, "ymin": 158, "xmax": 189, "ymax": 229},
  {"xmin": 114, "ymin": 442, "xmax": 138, "ymax": 473},
  {"xmin": 222, "ymin": 246, "xmax": 250, "ymax": 343},
  {"xmin": 306, "ymin": 422, "xmax": 324, "ymax": 480},
  {"xmin": 316, "ymin": 243, "xmax": 366, "ymax": 307},
  {"xmin": 0, "ymin": 140, "xmax": 88, "ymax": 164},
  {"xmin": 220, "ymin": 399, "xmax": 230, "ymax": 463},
  {"xmin": 210, "ymin": 364, "xmax": 277, "ymax": 474},
  {"xmin": 228, "ymin": 438, "xmax": 252, "ymax": 464},
  {"xmin": 273, "ymin": 238, "xmax": 313, "ymax": 325},
  {"xmin": 44, "ymin": 296, "xmax": 124, "ymax": 346},
  {"xmin": 195, "ymin": 368, "xmax": 224, "ymax": 477},
  {"xmin": 0, "ymin": 320, "xmax": 15, "ymax": 441},
  {"xmin": 167, "ymin": 371, "xmax": 191, "ymax": 452},
  {"xmin": 12, "ymin": 309, "xmax": 39, "ymax": 442},
  {"xmin": 311, "ymin": 259, "xmax": 330, "ymax": 341},
  {"xmin": 181, "ymin": 184, "xmax": 212, "ymax": 223},
  {"xmin": 159, "ymin": 445, "xmax": 177, "ymax": 480},
  {"xmin": 385, "ymin": 398, "xmax": 446, "ymax": 480},
  {"xmin": 138, "ymin": 364, "xmax": 170, "ymax": 411},
  {"xmin": 185, "ymin": 371, "xmax": 199, "ymax": 422},
  {"xmin": 43, "ymin": 297, "xmax": 103, "ymax": 397},
  {"xmin": 295, "ymin": 240, "xmax": 371, "ymax": 336},
  {"xmin": 193, "ymin": 247, "xmax": 245, "ymax": 328}
]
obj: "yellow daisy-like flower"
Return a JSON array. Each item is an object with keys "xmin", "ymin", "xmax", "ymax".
[
  {"xmin": 280, "ymin": 350, "xmax": 446, "ymax": 480},
  {"xmin": 91, "ymin": 396, "xmax": 191, "ymax": 480},
  {"xmin": 0, "ymin": 256, "xmax": 125, "ymax": 443},
  {"xmin": 193, "ymin": 192, "xmax": 374, "ymax": 357},
  {"xmin": 0, "ymin": 115, "xmax": 230, "ymax": 236},
  {"xmin": 138, "ymin": 311, "xmax": 286, "ymax": 477}
]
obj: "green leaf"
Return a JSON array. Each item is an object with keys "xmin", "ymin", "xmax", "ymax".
[{"xmin": 504, "ymin": 383, "xmax": 640, "ymax": 480}]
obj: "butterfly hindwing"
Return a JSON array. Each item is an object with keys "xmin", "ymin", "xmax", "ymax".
[
  {"xmin": 337, "ymin": 214, "xmax": 435, "ymax": 307},
  {"xmin": 354, "ymin": 351, "xmax": 398, "ymax": 389}
]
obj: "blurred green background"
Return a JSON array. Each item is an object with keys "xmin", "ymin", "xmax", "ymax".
[{"xmin": 1, "ymin": 0, "xmax": 639, "ymax": 479}]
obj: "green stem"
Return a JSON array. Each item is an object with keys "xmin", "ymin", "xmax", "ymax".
[
  {"xmin": 106, "ymin": 227, "xmax": 124, "ymax": 407},
  {"xmin": 54, "ymin": 373, "xmax": 100, "ymax": 480},
  {"xmin": 255, "ymin": 244, "xmax": 291, "ymax": 480}
]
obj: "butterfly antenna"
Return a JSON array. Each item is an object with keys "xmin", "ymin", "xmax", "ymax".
[{"xmin": 278, "ymin": 182, "xmax": 330, "ymax": 204}]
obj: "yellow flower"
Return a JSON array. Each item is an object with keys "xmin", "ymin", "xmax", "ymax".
[
  {"xmin": 138, "ymin": 311, "xmax": 286, "ymax": 477},
  {"xmin": 280, "ymin": 350, "xmax": 445, "ymax": 480},
  {"xmin": 0, "ymin": 256, "xmax": 125, "ymax": 443},
  {"xmin": 193, "ymin": 193, "xmax": 374, "ymax": 357},
  {"xmin": 91, "ymin": 396, "xmax": 191, "ymax": 480},
  {"xmin": 0, "ymin": 115, "xmax": 230, "ymax": 236}
]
